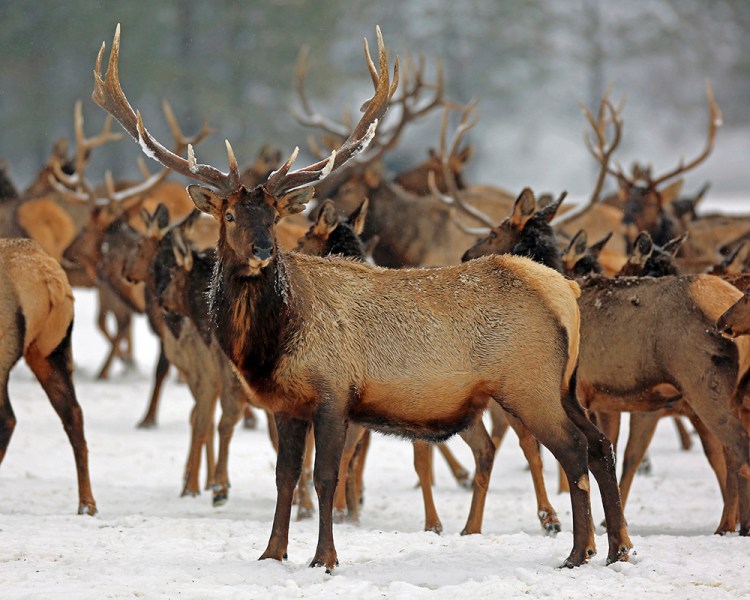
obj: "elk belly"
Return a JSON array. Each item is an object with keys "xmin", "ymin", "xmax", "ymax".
[{"xmin": 349, "ymin": 377, "xmax": 490, "ymax": 442}]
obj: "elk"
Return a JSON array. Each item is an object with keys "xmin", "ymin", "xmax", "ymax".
[
  {"xmin": 298, "ymin": 57, "xmax": 514, "ymax": 268},
  {"xmin": 460, "ymin": 188, "xmax": 750, "ymax": 535},
  {"xmin": 0, "ymin": 238, "xmax": 96, "ymax": 515},
  {"xmin": 295, "ymin": 199, "xmax": 558, "ymax": 534},
  {"xmin": 93, "ymin": 24, "xmax": 633, "ymax": 571}
]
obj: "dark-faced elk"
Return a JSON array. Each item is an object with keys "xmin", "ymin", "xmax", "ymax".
[
  {"xmin": 93, "ymin": 24, "xmax": 633, "ymax": 571},
  {"xmin": 0, "ymin": 238, "xmax": 96, "ymax": 515},
  {"xmin": 459, "ymin": 188, "xmax": 750, "ymax": 536}
]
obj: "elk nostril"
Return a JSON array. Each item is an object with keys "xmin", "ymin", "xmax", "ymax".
[{"xmin": 253, "ymin": 246, "xmax": 273, "ymax": 261}]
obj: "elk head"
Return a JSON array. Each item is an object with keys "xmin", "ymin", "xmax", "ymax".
[
  {"xmin": 615, "ymin": 82, "xmax": 721, "ymax": 247},
  {"xmin": 460, "ymin": 188, "xmax": 566, "ymax": 270},
  {"xmin": 92, "ymin": 24, "xmax": 396, "ymax": 278},
  {"xmin": 295, "ymin": 198, "xmax": 369, "ymax": 257},
  {"xmin": 717, "ymin": 289, "xmax": 750, "ymax": 339},
  {"xmin": 561, "ymin": 229, "xmax": 613, "ymax": 277}
]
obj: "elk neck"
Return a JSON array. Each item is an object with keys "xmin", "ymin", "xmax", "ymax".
[{"xmin": 210, "ymin": 248, "xmax": 299, "ymax": 393}]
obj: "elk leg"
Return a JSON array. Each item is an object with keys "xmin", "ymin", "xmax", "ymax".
[
  {"xmin": 333, "ymin": 425, "xmax": 365, "ymax": 524},
  {"xmin": 242, "ymin": 405, "xmax": 257, "ymax": 430},
  {"xmin": 212, "ymin": 391, "xmax": 242, "ymax": 506},
  {"xmin": 504, "ymin": 413, "xmax": 560, "ymax": 535},
  {"xmin": 683, "ymin": 370, "xmax": 750, "ymax": 535},
  {"xmin": 347, "ymin": 430, "xmax": 370, "ymax": 513},
  {"xmin": 260, "ymin": 414, "xmax": 310, "ymax": 562},
  {"xmin": 489, "ymin": 403, "xmax": 510, "ymax": 450},
  {"xmin": 25, "ymin": 332, "xmax": 97, "ymax": 515},
  {"xmin": 295, "ymin": 431, "xmax": 315, "ymax": 520},
  {"xmin": 309, "ymin": 405, "xmax": 349, "ymax": 572},
  {"xmin": 356, "ymin": 429, "xmax": 371, "ymax": 506},
  {"xmin": 203, "ymin": 412, "xmax": 216, "ymax": 490},
  {"xmin": 0, "ymin": 373, "xmax": 17, "ymax": 464},
  {"xmin": 137, "ymin": 344, "xmax": 169, "ymax": 428},
  {"xmin": 689, "ymin": 414, "xmax": 734, "ymax": 532},
  {"xmin": 619, "ymin": 411, "xmax": 660, "ymax": 511},
  {"xmin": 181, "ymin": 374, "xmax": 218, "ymax": 497},
  {"xmin": 413, "ymin": 440, "xmax": 442, "ymax": 533},
  {"xmin": 673, "ymin": 416, "xmax": 693, "ymax": 451},
  {"xmin": 437, "ymin": 442, "xmax": 471, "ymax": 489},
  {"xmin": 96, "ymin": 311, "xmax": 132, "ymax": 380},
  {"xmin": 563, "ymin": 391, "xmax": 631, "ymax": 564},
  {"xmin": 459, "ymin": 417, "xmax": 496, "ymax": 535}
]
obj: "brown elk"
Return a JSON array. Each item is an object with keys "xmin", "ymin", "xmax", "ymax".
[
  {"xmin": 0, "ymin": 238, "xmax": 96, "ymax": 515},
  {"xmin": 295, "ymin": 200, "xmax": 559, "ymax": 535},
  {"xmin": 93, "ymin": 24, "xmax": 633, "ymax": 571},
  {"xmin": 460, "ymin": 188, "xmax": 750, "ymax": 535}
]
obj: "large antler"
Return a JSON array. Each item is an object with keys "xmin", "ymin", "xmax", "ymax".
[
  {"xmin": 295, "ymin": 47, "xmax": 434, "ymax": 167},
  {"xmin": 649, "ymin": 80, "xmax": 722, "ymax": 188},
  {"xmin": 552, "ymin": 90, "xmax": 624, "ymax": 227},
  {"xmin": 427, "ymin": 102, "xmax": 496, "ymax": 235},
  {"xmin": 93, "ymin": 24, "xmax": 241, "ymax": 195},
  {"xmin": 265, "ymin": 26, "xmax": 398, "ymax": 197}
]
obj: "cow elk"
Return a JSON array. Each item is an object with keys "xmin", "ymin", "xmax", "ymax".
[
  {"xmin": 459, "ymin": 189, "xmax": 750, "ymax": 536},
  {"xmin": 93, "ymin": 24, "xmax": 634, "ymax": 571},
  {"xmin": 0, "ymin": 238, "xmax": 96, "ymax": 515}
]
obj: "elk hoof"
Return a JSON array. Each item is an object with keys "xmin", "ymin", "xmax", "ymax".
[
  {"xmin": 456, "ymin": 471, "xmax": 473, "ymax": 490},
  {"xmin": 636, "ymin": 454, "xmax": 653, "ymax": 476},
  {"xmin": 136, "ymin": 419, "xmax": 157, "ymax": 429},
  {"xmin": 332, "ymin": 508, "xmax": 347, "ymax": 524},
  {"xmin": 242, "ymin": 414, "xmax": 257, "ymax": 430},
  {"xmin": 309, "ymin": 555, "xmax": 338, "ymax": 574},
  {"xmin": 211, "ymin": 485, "xmax": 229, "ymax": 507},
  {"xmin": 180, "ymin": 487, "xmax": 199, "ymax": 498},
  {"xmin": 258, "ymin": 549, "xmax": 287, "ymax": 562},
  {"xmin": 78, "ymin": 502, "xmax": 97, "ymax": 516},
  {"xmin": 560, "ymin": 546, "xmax": 596, "ymax": 568},
  {"xmin": 740, "ymin": 526, "xmax": 749, "ymax": 537},
  {"xmin": 296, "ymin": 504, "xmax": 314, "ymax": 521},
  {"xmin": 426, "ymin": 522, "xmax": 443, "ymax": 535},
  {"xmin": 539, "ymin": 511, "xmax": 561, "ymax": 536},
  {"xmin": 606, "ymin": 545, "xmax": 633, "ymax": 565}
]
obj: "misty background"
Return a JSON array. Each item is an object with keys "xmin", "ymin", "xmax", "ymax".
[{"xmin": 1, "ymin": 0, "xmax": 748, "ymax": 206}]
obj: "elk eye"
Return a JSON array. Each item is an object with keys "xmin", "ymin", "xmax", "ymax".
[
  {"xmin": 490, "ymin": 232, "xmax": 497, "ymax": 239},
  {"xmin": 225, "ymin": 212, "xmax": 235, "ymax": 222},
  {"xmin": 274, "ymin": 215, "xmax": 280, "ymax": 224}
]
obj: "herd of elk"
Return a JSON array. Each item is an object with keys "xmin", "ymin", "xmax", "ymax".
[{"xmin": 3, "ymin": 18, "xmax": 750, "ymax": 577}]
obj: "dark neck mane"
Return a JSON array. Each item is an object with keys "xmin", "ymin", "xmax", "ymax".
[{"xmin": 210, "ymin": 250, "xmax": 298, "ymax": 392}]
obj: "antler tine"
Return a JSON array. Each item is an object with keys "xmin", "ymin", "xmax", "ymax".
[
  {"xmin": 553, "ymin": 94, "xmax": 624, "ymax": 227},
  {"xmin": 447, "ymin": 98, "xmax": 479, "ymax": 160},
  {"xmin": 161, "ymin": 98, "xmax": 215, "ymax": 153},
  {"xmin": 292, "ymin": 45, "xmax": 352, "ymax": 139},
  {"xmin": 429, "ymin": 171, "xmax": 492, "ymax": 236},
  {"xmin": 71, "ymin": 100, "xmax": 124, "ymax": 185},
  {"xmin": 428, "ymin": 158, "xmax": 496, "ymax": 231},
  {"xmin": 267, "ymin": 26, "xmax": 396, "ymax": 196},
  {"xmin": 93, "ymin": 24, "xmax": 239, "ymax": 195},
  {"xmin": 650, "ymin": 80, "xmax": 722, "ymax": 187}
]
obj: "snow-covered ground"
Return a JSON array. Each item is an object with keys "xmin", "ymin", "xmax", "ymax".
[{"xmin": 1, "ymin": 288, "xmax": 749, "ymax": 599}]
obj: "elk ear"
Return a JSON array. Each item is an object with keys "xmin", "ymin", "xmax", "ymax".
[
  {"xmin": 187, "ymin": 185, "xmax": 224, "ymax": 219},
  {"xmin": 570, "ymin": 230, "xmax": 588, "ymax": 257},
  {"xmin": 277, "ymin": 187, "xmax": 314, "ymax": 217},
  {"xmin": 312, "ymin": 200, "xmax": 339, "ymax": 237},
  {"xmin": 659, "ymin": 178, "xmax": 684, "ymax": 207},
  {"xmin": 694, "ymin": 182, "xmax": 710, "ymax": 206},
  {"xmin": 172, "ymin": 228, "xmax": 193, "ymax": 272},
  {"xmin": 536, "ymin": 191, "xmax": 567, "ymax": 223},
  {"xmin": 590, "ymin": 231, "xmax": 614, "ymax": 256},
  {"xmin": 509, "ymin": 188, "xmax": 536, "ymax": 229},
  {"xmin": 348, "ymin": 198, "xmax": 369, "ymax": 235},
  {"xmin": 178, "ymin": 208, "xmax": 202, "ymax": 239},
  {"xmin": 153, "ymin": 203, "xmax": 170, "ymax": 230},
  {"xmin": 663, "ymin": 231, "xmax": 688, "ymax": 256},
  {"xmin": 630, "ymin": 231, "xmax": 653, "ymax": 264}
]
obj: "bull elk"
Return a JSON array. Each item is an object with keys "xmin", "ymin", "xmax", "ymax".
[
  {"xmin": 0, "ymin": 238, "xmax": 96, "ymax": 515},
  {"xmin": 92, "ymin": 24, "xmax": 633, "ymax": 571}
]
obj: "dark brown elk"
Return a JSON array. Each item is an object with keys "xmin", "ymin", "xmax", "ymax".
[
  {"xmin": 0, "ymin": 238, "xmax": 96, "ymax": 515},
  {"xmin": 93, "ymin": 24, "xmax": 632, "ymax": 571},
  {"xmin": 461, "ymin": 189, "xmax": 750, "ymax": 535}
]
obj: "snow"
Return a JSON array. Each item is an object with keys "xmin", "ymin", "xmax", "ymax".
[{"xmin": 1, "ymin": 289, "xmax": 750, "ymax": 599}]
